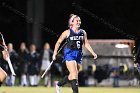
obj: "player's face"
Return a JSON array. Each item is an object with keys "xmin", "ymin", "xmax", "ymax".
[{"xmin": 72, "ymin": 17, "xmax": 81, "ymax": 28}]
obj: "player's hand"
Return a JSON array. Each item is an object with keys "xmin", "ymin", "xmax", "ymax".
[
  {"xmin": 134, "ymin": 63, "xmax": 138, "ymax": 68},
  {"xmin": 52, "ymin": 52, "xmax": 57, "ymax": 61},
  {"xmin": 93, "ymin": 53, "xmax": 97, "ymax": 59},
  {"xmin": 2, "ymin": 50, "xmax": 9, "ymax": 61}
]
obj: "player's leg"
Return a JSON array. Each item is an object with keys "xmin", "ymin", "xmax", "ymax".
[
  {"xmin": 55, "ymin": 65, "xmax": 69, "ymax": 93},
  {"xmin": 56, "ymin": 52, "xmax": 73, "ymax": 87},
  {"xmin": 57, "ymin": 75, "xmax": 69, "ymax": 86},
  {"xmin": 66, "ymin": 60, "xmax": 79, "ymax": 93},
  {"xmin": 0, "ymin": 67, "xmax": 7, "ymax": 86}
]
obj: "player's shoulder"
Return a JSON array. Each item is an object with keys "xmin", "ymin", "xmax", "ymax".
[
  {"xmin": 80, "ymin": 29, "xmax": 86, "ymax": 34},
  {"xmin": 80, "ymin": 29, "xmax": 86, "ymax": 32},
  {"xmin": 63, "ymin": 29, "xmax": 69, "ymax": 33},
  {"xmin": 62, "ymin": 29, "xmax": 69, "ymax": 34},
  {"xmin": 61, "ymin": 29, "xmax": 70, "ymax": 37}
]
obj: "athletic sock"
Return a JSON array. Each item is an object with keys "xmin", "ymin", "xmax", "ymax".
[
  {"xmin": 57, "ymin": 75, "xmax": 69, "ymax": 86},
  {"xmin": 71, "ymin": 79, "xmax": 79, "ymax": 93}
]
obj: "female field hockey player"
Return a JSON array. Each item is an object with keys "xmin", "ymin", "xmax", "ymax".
[{"xmin": 52, "ymin": 14, "xmax": 97, "ymax": 93}]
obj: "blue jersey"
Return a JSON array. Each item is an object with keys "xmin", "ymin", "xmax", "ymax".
[
  {"xmin": 63, "ymin": 29, "xmax": 84, "ymax": 64},
  {"xmin": 66, "ymin": 29, "xmax": 84, "ymax": 50}
]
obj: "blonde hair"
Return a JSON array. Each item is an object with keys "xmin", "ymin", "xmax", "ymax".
[{"xmin": 68, "ymin": 14, "xmax": 80, "ymax": 28}]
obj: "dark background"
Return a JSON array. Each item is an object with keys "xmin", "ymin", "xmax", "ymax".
[{"xmin": 0, "ymin": 0, "xmax": 140, "ymax": 50}]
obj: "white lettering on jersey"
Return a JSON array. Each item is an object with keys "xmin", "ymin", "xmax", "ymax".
[{"xmin": 70, "ymin": 36, "xmax": 84, "ymax": 40}]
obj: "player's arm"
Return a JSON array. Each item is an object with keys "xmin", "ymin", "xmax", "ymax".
[
  {"xmin": 53, "ymin": 30, "xmax": 68, "ymax": 60},
  {"xmin": 0, "ymin": 44, "xmax": 9, "ymax": 61},
  {"xmin": 2, "ymin": 50, "xmax": 9, "ymax": 61},
  {"xmin": 83, "ymin": 31, "xmax": 97, "ymax": 59}
]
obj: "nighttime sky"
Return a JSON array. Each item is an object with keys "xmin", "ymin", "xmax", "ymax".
[{"xmin": 0, "ymin": 0, "xmax": 140, "ymax": 49}]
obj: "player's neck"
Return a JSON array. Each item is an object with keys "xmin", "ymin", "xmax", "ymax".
[{"xmin": 71, "ymin": 27, "xmax": 79, "ymax": 32}]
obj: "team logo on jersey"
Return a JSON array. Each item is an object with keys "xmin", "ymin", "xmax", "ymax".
[{"xmin": 70, "ymin": 36, "xmax": 84, "ymax": 40}]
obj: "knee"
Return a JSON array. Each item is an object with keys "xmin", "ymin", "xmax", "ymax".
[{"xmin": 69, "ymin": 72, "xmax": 78, "ymax": 80}]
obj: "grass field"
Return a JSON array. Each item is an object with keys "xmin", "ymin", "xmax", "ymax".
[{"xmin": 0, "ymin": 87, "xmax": 140, "ymax": 93}]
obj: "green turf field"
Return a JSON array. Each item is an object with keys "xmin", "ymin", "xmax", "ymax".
[{"xmin": 0, "ymin": 87, "xmax": 140, "ymax": 93}]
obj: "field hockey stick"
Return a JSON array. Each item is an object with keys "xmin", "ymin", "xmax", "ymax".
[
  {"xmin": 41, "ymin": 60, "xmax": 54, "ymax": 78},
  {"xmin": 41, "ymin": 42, "xmax": 67, "ymax": 78},
  {"xmin": 0, "ymin": 32, "xmax": 16, "ymax": 76}
]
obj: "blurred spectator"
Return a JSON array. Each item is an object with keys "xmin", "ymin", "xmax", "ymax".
[
  {"xmin": 27, "ymin": 44, "xmax": 40, "ymax": 86},
  {"xmin": 132, "ymin": 43, "xmax": 140, "ymax": 86},
  {"xmin": 85, "ymin": 65, "xmax": 95, "ymax": 86},
  {"xmin": 78, "ymin": 70, "xmax": 87, "ymax": 86},
  {"xmin": 18, "ymin": 42, "xmax": 29, "ymax": 86},
  {"xmin": 78, "ymin": 65, "xmax": 95, "ymax": 86},
  {"xmin": 110, "ymin": 67, "xmax": 119, "ymax": 87},
  {"xmin": 94, "ymin": 64, "xmax": 111, "ymax": 83},
  {"xmin": 5, "ymin": 43, "xmax": 18, "ymax": 86},
  {"xmin": 40, "ymin": 42, "xmax": 53, "ymax": 87}
]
